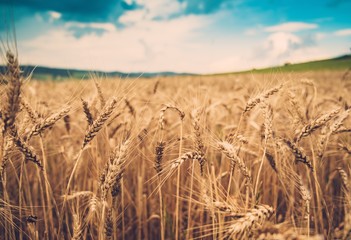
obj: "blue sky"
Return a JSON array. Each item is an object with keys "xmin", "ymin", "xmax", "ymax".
[{"xmin": 0, "ymin": 0, "xmax": 350, "ymax": 74}]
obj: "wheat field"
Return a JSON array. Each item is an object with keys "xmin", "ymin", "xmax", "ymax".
[{"xmin": 1, "ymin": 51, "xmax": 351, "ymax": 239}]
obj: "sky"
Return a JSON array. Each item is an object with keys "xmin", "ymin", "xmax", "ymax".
[{"xmin": 0, "ymin": 0, "xmax": 350, "ymax": 74}]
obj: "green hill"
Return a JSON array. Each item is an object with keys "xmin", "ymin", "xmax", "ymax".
[{"xmin": 216, "ymin": 54, "xmax": 351, "ymax": 75}]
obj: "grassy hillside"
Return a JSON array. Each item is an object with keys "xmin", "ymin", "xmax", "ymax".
[{"xmin": 217, "ymin": 54, "xmax": 351, "ymax": 75}]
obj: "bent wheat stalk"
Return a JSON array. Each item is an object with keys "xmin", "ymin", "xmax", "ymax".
[
  {"xmin": 224, "ymin": 204, "xmax": 274, "ymax": 239},
  {"xmin": 59, "ymin": 98, "xmax": 118, "ymax": 233}
]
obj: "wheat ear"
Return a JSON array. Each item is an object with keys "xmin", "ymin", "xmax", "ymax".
[
  {"xmin": 26, "ymin": 107, "xmax": 70, "ymax": 141},
  {"xmin": 296, "ymin": 108, "xmax": 340, "ymax": 142},
  {"xmin": 283, "ymin": 139, "xmax": 314, "ymax": 171},
  {"xmin": 244, "ymin": 84, "xmax": 283, "ymax": 113},
  {"xmin": 82, "ymin": 98, "xmax": 117, "ymax": 148},
  {"xmin": 81, "ymin": 98, "xmax": 94, "ymax": 126},
  {"xmin": 218, "ymin": 141, "xmax": 251, "ymax": 182},
  {"xmin": 3, "ymin": 51, "xmax": 21, "ymax": 134},
  {"xmin": 224, "ymin": 204, "xmax": 274, "ymax": 239}
]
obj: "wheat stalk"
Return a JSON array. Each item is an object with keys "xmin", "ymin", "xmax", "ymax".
[
  {"xmin": 12, "ymin": 134, "xmax": 43, "ymax": 170},
  {"xmin": 81, "ymin": 98, "xmax": 94, "ymax": 126},
  {"xmin": 93, "ymin": 78, "xmax": 106, "ymax": 108},
  {"xmin": 244, "ymin": 84, "xmax": 283, "ymax": 113},
  {"xmin": 21, "ymin": 100, "xmax": 39, "ymax": 124},
  {"xmin": 154, "ymin": 141, "xmax": 165, "ymax": 175},
  {"xmin": 224, "ymin": 204, "xmax": 274, "ymax": 239},
  {"xmin": 71, "ymin": 214, "xmax": 83, "ymax": 240},
  {"xmin": 82, "ymin": 98, "xmax": 117, "ymax": 148},
  {"xmin": 104, "ymin": 207, "xmax": 113, "ymax": 240},
  {"xmin": 26, "ymin": 107, "xmax": 70, "ymax": 141},
  {"xmin": 218, "ymin": 141, "xmax": 251, "ymax": 182},
  {"xmin": 191, "ymin": 109, "xmax": 206, "ymax": 175},
  {"xmin": 100, "ymin": 139, "xmax": 130, "ymax": 200},
  {"xmin": 158, "ymin": 104, "xmax": 185, "ymax": 130},
  {"xmin": 296, "ymin": 108, "xmax": 340, "ymax": 142},
  {"xmin": 283, "ymin": 139, "xmax": 313, "ymax": 171},
  {"xmin": 2, "ymin": 51, "xmax": 21, "ymax": 134}
]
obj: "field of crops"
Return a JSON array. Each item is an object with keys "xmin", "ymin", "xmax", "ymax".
[{"xmin": 1, "ymin": 52, "xmax": 351, "ymax": 239}]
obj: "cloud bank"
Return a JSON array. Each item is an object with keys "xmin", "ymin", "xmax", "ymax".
[{"xmin": 1, "ymin": 0, "xmax": 350, "ymax": 74}]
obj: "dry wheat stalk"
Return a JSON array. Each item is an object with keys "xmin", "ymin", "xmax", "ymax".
[
  {"xmin": 335, "ymin": 127, "xmax": 351, "ymax": 134},
  {"xmin": 244, "ymin": 84, "xmax": 283, "ymax": 113},
  {"xmin": 318, "ymin": 109, "xmax": 350, "ymax": 159},
  {"xmin": 64, "ymin": 115, "xmax": 71, "ymax": 133},
  {"xmin": 199, "ymin": 178, "xmax": 217, "ymax": 220},
  {"xmin": 81, "ymin": 98, "xmax": 94, "ymax": 126},
  {"xmin": 82, "ymin": 98, "xmax": 117, "ymax": 148},
  {"xmin": 86, "ymin": 194, "xmax": 100, "ymax": 223},
  {"xmin": 108, "ymin": 123, "xmax": 124, "ymax": 139},
  {"xmin": 191, "ymin": 109, "xmax": 206, "ymax": 175},
  {"xmin": 137, "ymin": 128, "xmax": 148, "ymax": 142},
  {"xmin": 283, "ymin": 139, "xmax": 313, "ymax": 171},
  {"xmin": 100, "ymin": 139, "xmax": 130, "ymax": 200},
  {"xmin": 2, "ymin": 51, "xmax": 21, "ymax": 134},
  {"xmin": 254, "ymin": 223, "xmax": 323, "ymax": 240},
  {"xmin": 317, "ymin": 129, "xmax": 328, "ymax": 160},
  {"xmin": 226, "ymin": 133, "xmax": 249, "ymax": 145},
  {"xmin": 265, "ymin": 151, "xmax": 277, "ymax": 173},
  {"xmin": 296, "ymin": 176, "xmax": 311, "ymax": 212},
  {"xmin": 94, "ymin": 79, "xmax": 106, "ymax": 107},
  {"xmin": 296, "ymin": 108, "xmax": 340, "ymax": 142},
  {"xmin": 218, "ymin": 141, "xmax": 251, "ymax": 182},
  {"xmin": 158, "ymin": 104, "xmax": 185, "ymax": 130},
  {"xmin": 124, "ymin": 98, "xmax": 135, "ymax": 117},
  {"xmin": 200, "ymin": 177, "xmax": 237, "ymax": 214},
  {"xmin": 224, "ymin": 204, "xmax": 274, "ymax": 239},
  {"xmin": 236, "ymin": 135, "xmax": 249, "ymax": 144},
  {"xmin": 21, "ymin": 100, "xmax": 39, "ymax": 124},
  {"xmin": 154, "ymin": 141, "xmax": 165, "ymax": 175},
  {"xmin": 71, "ymin": 214, "xmax": 83, "ymax": 240},
  {"xmin": 317, "ymin": 109, "xmax": 350, "ymax": 159},
  {"xmin": 0, "ymin": 136, "xmax": 13, "ymax": 174},
  {"xmin": 153, "ymin": 80, "xmax": 159, "ymax": 94},
  {"xmin": 288, "ymin": 91, "xmax": 305, "ymax": 126},
  {"xmin": 337, "ymin": 167, "xmax": 350, "ymax": 192},
  {"xmin": 262, "ymin": 102, "xmax": 273, "ymax": 141},
  {"xmin": 338, "ymin": 169, "xmax": 351, "ymax": 240},
  {"xmin": 104, "ymin": 207, "xmax": 113, "ymax": 239},
  {"xmin": 26, "ymin": 107, "xmax": 70, "ymax": 140},
  {"xmin": 330, "ymin": 109, "xmax": 350, "ymax": 134},
  {"xmin": 12, "ymin": 134, "xmax": 43, "ymax": 170},
  {"xmin": 169, "ymin": 151, "xmax": 203, "ymax": 170}
]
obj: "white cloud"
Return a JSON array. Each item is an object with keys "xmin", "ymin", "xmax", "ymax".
[
  {"xmin": 65, "ymin": 22, "xmax": 116, "ymax": 32},
  {"xmin": 19, "ymin": 15, "xmax": 212, "ymax": 73},
  {"xmin": 334, "ymin": 29, "xmax": 351, "ymax": 36},
  {"xmin": 14, "ymin": 7, "xmax": 350, "ymax": 75},
  {"xmin": 263, "ymin": 32, "xmax": 302, "ymax": 57},
  {"xmin": 240, "ymin": 30, "xmax": 334, "ymax": 70},
  {"xmin": 18, "ymin": 16, "xmax": 340, "ymax": 74},
  {"xmin": 265, "ymin": 22, "xmax": 318, "ymax": 33}
]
